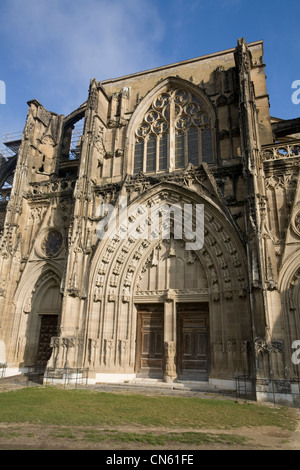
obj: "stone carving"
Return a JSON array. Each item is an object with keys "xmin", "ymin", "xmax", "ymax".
[
  {"xmin": 93, "ymin": 286, "xmax": 102, "ymax": 302},
  {"xmin": 104, "ymin": 339, "xmax": 114, "ymax": 366},
  {"xmin": 41, "ymin": 230, "xmax": 63, "ymax": 257},
  {"xmin": 164, "ymin": 341, "xmax": 177, "ymax": 382},
  {"xmin": 23, "ymin": 294, "xmax": 33, "ymax": 314},
  {"xmin": 289, "ymin": 268, "xmax": 300, "ymax": 311},
  {"xmin": 61, "ymin": 336, "xmax": 76, "ymax": 368},
  {"xmin": 292, "ymin": 210, "xmax": 300, "ymax": 237},
  {"xmin": 93, "ymin": 127, "xmax": 106, "ymax": 167}
]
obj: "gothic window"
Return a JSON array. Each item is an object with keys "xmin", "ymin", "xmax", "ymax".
[{"xmin": 133, "ymin": 87, "xmax": 214, "ymax": 174}]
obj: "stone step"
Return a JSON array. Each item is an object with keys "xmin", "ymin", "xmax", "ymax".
[
  {"xmin": 0, "ymin": 374, "xmax": 29, "ymax": 384},
  {"xmin": 125, "ymin": 378, "xmax": 215, "ymax": 392}
]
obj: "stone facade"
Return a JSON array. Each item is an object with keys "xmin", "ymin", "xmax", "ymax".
[{"xmin": 0, "ymin": 38, "xmax": 299, "ymax": 403}]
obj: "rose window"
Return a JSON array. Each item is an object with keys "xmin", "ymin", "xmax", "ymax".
[{"xmin": 41, "ymin": 230, "xmax": 63, "ymax": 257}]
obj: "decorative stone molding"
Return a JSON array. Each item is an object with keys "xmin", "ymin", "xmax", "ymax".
[
  {"xmin": 164, "ymin": 341, "xmax": 177, "ymax": 382},
  {"xmin": 261, "ymin": 141, "xmax": 300, "ymax": 162},
  {"xmin": 292, "ymin": 210, "xmax": 300, "ymax": 238}
]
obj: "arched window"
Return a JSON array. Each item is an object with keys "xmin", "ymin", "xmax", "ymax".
[
  {"xmin": 187, "ymin": 127, "xmax": 198, "ymax": 166},
  {"xmin": 133, "ymin": 87, "xmax": 214, "ymax": 174},
  {"xmin": 133, "ymin": 139, "xmax": 144, "ymax": 174},
  {"xmin": 146, "ymin": 135, "xmax": 157, "ymax": 172}
]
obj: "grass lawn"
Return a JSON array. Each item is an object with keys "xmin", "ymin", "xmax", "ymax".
[
  {"xmin": 0, "ymin": 386, "xmax": 296, "ymax": 428},
  {"xmin": 0, "ymin": 386, "xmax": 297, "ymax": 448}
]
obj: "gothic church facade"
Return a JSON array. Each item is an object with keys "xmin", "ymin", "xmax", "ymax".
[{"xmin": 1, "ymin": 39, "xmax": 300, "ymax": 403}]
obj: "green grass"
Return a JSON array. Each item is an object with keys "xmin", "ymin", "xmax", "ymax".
[
  {"xmin": 0, "ymin": 429, "xmax": 22, "ymax": 438},
  {"xmin": 0, "ymin": 425, "xmax": 249, "ymax": 447},
  {"xmin": 0, "ymin": 386, "xmax": 296, "ymax": 432},
  {"xmin": 80, "ymin": 429, "xmax": 248, "ymax": 446}
]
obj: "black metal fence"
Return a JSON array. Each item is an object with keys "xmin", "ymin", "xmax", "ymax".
[
  {"xmin": 0, "ymin": 365, "xmax": 89, "ymax": 388},
  {"xmin": 0, "ymin": 363, "xmax": 7, "ymax": 378},
  {"xmin": 44, "ymin": 368, "xmax": 89, "ymax": 388},
  {"xmin": 235, "ymin": 375, "xmax": 300, "ymax": 406}
]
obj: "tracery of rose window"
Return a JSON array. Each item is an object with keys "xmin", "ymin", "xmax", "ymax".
[{"xmin": 133, "ymin": 87, "xmax": 213, "ymax": 174}]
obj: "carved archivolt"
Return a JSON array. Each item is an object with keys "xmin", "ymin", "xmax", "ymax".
[
  {"xmin": 90, "ymin": 182, "xmax": 248, "ymax": 305},
  {"xmin": 288, "ymin": 268, "xmax": 300, "ymax": 311},
  {"xmin": 292, "ymin": 210, "xmax": 300, "ymax": 238}
]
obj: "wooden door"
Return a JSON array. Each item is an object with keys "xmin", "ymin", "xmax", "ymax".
[
  {"xmin": 136, "ymin": 305, "xmax": 164, "ymax": 378},
  {"xmin": 36, "ymin": 315, "xmax": 58, "ymax": 368},
  {"xmin": 177, "ymin": 304, "xmax": 209, "ymax": 380}
]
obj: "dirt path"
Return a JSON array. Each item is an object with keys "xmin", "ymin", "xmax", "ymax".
[{"xmin": 0, "ymin": 421, "xmax": 299, "ymax": 450}]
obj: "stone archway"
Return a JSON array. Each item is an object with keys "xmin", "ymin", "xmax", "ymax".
[
  {"xmin": 86, "ymin": 180, "xmax": 251, "ymax": 385},
  {"xmin": 34, "ymin": 283, "xmax": 61, "ymax": 368},
  {"xmin": 278, "ymin": 253, "xmax": 300, "ymax": 378},
  {"xmin": 22, "ymin": 273, "xmax": 62, "ymax": 370}
]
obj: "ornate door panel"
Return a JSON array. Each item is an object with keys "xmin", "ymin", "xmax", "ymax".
[
  {"xmin": 177, "ymin": 303, "xmax": 209, "ymax": 380},
  {"xmin": 36, "ymin": 315, "xmax": 58, "ymax": 368},
  {"xmin": 136, "ymin": 305, "xmax": 164, "ymax": 378}
]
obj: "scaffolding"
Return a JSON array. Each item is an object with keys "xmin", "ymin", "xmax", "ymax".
[
  {"xmin": 0, "ymin": 125, "xmax": 84, "ymax": 161},
  {"xmin": 1, "ymin": 131, "xmax": 22, "ymax": 160},
  {"xmin": 69, "ymin": 123, "xmax": 84, "ymax": 160}
]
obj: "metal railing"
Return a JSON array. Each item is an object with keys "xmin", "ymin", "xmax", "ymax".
[
  {"xmin": 0, "ymin": 363, "xmax": 7, "ymax": 378},
  {"xmin": 235, "ymin": 375, "xmax": 300, "ymax": 406}
]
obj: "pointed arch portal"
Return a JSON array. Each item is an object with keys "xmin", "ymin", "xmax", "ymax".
[
  {"xmin": 21, "ymin": 271, "xmax": 62, "ymax": 369},
  {"xmin": 87, "ymin": 179, "xmax": 250, "ymax": 382}
]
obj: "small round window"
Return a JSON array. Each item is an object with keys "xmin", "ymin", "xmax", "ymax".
[{"xmin": 41, "ymin": 230, "xmax": 63, "ymax": 257}]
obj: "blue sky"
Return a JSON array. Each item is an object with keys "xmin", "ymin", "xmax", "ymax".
[{"xmin": 0, "ymin": 0, "xmax": 300, "ymax": 141}]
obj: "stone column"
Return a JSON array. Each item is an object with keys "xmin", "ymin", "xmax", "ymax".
[
  {"xmin": 163, "ymin": 290, "xmax": 177, "ymax": 382},
  {"xmin": 164, "ymin": 341, "xmax": 177, "ymax": 383}
]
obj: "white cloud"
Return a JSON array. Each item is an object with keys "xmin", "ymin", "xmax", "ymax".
[{"xmin": 1, "ymin": 0, "xmax": 165, "ymax": 115}]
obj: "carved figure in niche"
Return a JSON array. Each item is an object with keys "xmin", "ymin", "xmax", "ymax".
[
  {"xmin": 151, "ymin": 246, "xmax": 160, "ymax": 266},
  {"xmin": 23, "ymin": 294, "xmax": 32, "ymax": 314},
  {"xmin": 38, "ymin": 135, "xmax": 56, "ymax": 173},
  {"xmin": 94, "ymin": 286, "xmax": 102, "ymax": 302},
  {"xmin": 94, "ymin": 127, "xmax": 106, "ymax": 168}
]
